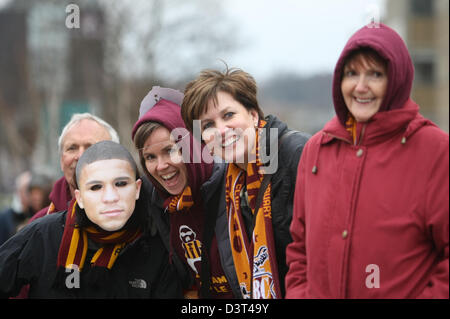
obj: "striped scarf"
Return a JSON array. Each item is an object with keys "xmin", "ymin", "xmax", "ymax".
[
  {"xmin": 56, "ymin": 199, "xmax": 142, "ymax": 275},
  {"xmin": 164, "ymin": 186, "xmax": 194, "ymax": 213},
  {"xmin": 346, "ymin": 115, "xmax": 358, "ymax": 145},
  {"xmin": 46, "ymin": 202, "xmax": 57, "ymax": 215},
  {"xmin": 225, "ymin": 119, "xmax": 281, "ymax": 299}
]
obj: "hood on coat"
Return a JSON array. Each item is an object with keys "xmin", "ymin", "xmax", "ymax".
[
  {"xmin": 332, "ymin": 23, "xmax": 415, "ymax": 125},
  {"xmin": 131, "ymin": 93, "xmax": 213, "ymax": 200}
]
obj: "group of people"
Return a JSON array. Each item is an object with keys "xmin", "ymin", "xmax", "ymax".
[{"xmin": 0, "ymin": 24, "xmax": 448, "ymax": 299}]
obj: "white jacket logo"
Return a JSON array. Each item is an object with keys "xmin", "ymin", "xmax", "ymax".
[{"xmin": 129, "ymin": 279, "xmax": 147, "ymax": 289}]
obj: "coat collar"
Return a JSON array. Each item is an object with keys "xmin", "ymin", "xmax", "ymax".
[{"xmin": 321, "ymin": 99, "xmax": 431, "ymax": 146}]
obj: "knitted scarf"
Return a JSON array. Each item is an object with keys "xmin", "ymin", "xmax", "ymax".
[
  {"xmin": 225, "ymin": 119, "xmax": 281, "ymax": 299},
  {"xmin": 55, "ymin": 199, "xmax": 142, "ymax": 287},
  {"xmin": 345, "ymin": 114, "xmax": 358, "ymax": 145},
  {"xmin": 164, "ymin": 186, "xmax": 194, "ymax": 213},
  {"xmin": 163, "ymin": 172, "xmax": 236, "ymax": 298}
]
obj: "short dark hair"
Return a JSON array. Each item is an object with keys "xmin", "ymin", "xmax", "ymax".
[
  {"xmin": 75, "ymin": 140, "xmax": 138, "ymax": 187},
  {"xmin": 341, "ymin": 47, "xmax": 388, "ymax": 79},
  {"xmin": 181, "ymin": 66, "xmax": 264, "ymax": 132}
]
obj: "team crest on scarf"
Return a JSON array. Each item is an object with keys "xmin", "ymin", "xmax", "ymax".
[
  {"xmin": 179, "ymin": 225, "xmax": 202, "ymax": 275},
  {"xmin": 252, "ymin": 246, "xmax": 276, "ymax": 299}
]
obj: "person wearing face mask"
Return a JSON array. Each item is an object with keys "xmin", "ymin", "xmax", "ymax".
[
  {"xmin": 29, "ymin": 113, "xmax": 120, "ymax": 224},
  {"xmin": 0, "ymin": 141, "xmax": 182, "ymax": 298},
  {"xmin": 180, "ymin": 68, "xmax": 311, "ymax": 299},
  {"xmin": 285, "ymin": 23, "xmax": 449, "ymax": 299},
  {"xmin": 132, "ymin": 86, "xmax": 236, "ymax": 299}
]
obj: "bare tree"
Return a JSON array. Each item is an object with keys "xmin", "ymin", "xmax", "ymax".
[
  {"xmin": 0, "ymin": 0, "xmax": 237, "ymax": 192},
  {"xmin": 98, "ymin": 0, "xmax": 237, "ymax": 152}
]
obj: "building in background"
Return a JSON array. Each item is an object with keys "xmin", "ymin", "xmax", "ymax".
[
  {"xmin": 0, "ymin": 0, "xmax": 105, "ymax": 192},
  {"xmin": 385, "ymin": 0, "xmax": 449, "ymax": 132},
  {"xmin": 0, "ymin": 0, "xmax": 237, "ymax": 196}
]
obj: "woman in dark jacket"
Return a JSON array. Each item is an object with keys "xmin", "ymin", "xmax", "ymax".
[
  {"xmin": 0, "ymin": 141, "xmax": 182, "ymax": 298},
  {"xmin": 132, "ymin": 86, "xmax": 237, "ymax": 298},
  {"xmin": 181, "ymin": 68, "xmax": 310, "ymax": 299}
]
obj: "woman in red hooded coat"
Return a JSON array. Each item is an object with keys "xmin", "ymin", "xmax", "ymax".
[{"xmin": 285, "ymin": 23, "xmax": 449, "ymax": 299}]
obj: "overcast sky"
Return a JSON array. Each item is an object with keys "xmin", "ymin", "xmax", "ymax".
[
  {"xmin": 0, "ymin": 0, "xmax": 386, "ymax": 82},
  {"xmin": 221, "ymin": 0, "xmax": 386, "ymax": 81}
]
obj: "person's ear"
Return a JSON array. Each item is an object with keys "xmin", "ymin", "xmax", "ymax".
[
  {"xmin": 250, "ymin": 109, "xmax": 259, "ymax": 127},
  {"xmin": 74, "ymin": 189, "xmax": 84, "ymax": 209},
  {"xmin": 135, "ymin": 178, "xmax": 142, "ymax": 200}
]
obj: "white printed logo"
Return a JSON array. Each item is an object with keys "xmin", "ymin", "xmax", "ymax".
[{"xmin": 129, "ymin": 279, "xmax": 147, "ymax": 289}]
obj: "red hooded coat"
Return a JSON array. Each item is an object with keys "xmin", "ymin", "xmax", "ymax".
[{"xmin": 285, "ymin": 24, "xmax": 449, "ymax": 298}]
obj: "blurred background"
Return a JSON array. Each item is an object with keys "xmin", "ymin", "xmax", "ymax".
[{"xmin": 0, "ymin": 0, "xmax": 448, "ymax": 207}]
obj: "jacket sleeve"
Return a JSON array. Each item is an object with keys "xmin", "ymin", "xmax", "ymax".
[
  {"xmin": 0, "ymin": 222, "xmax": 40, "ymax": 298},
  {"xmin": 151, "ymin": 261, "xmax": 184, "ymax": 299},
  {"xmin": 285, "ymin": 143, "xmax": 310, "ymax": 299},
  {"xmin": 416, "ymin": 137, "xmax": 449, "ymax": 299},
  {"xmin": 282, "ymin": 131, "xmax": 311, "ymax": 187}
]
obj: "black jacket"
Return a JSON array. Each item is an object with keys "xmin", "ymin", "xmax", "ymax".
[
  {"xmin": 0, "ymin": 209, "xmax": 183, "ymax": 298},
  {"xmin": 213, "ymin": 115, "xmax": 311, "ymax": 298},
  {"xmin": 142, "ymin": 161, "xmax": 241, "ymax": 298}
]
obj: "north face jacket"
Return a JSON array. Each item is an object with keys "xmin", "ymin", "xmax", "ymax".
[{"xmin": 0, "ymin": 208, "xmax": 183, "ymax": 298}]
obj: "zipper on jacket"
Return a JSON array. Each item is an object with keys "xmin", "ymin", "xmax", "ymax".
[{"xmin": 339, "ymin": 124, "xmax": 367, "ymax": 298}]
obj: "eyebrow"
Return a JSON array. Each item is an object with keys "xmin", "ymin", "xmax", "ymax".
[
  {"xmin": 202, "ymin": 107, "xmax": 233, "ymax": 122},
  {"xmin": 141, "ymin": 140, "xmax": 176, "ymax": 153}
]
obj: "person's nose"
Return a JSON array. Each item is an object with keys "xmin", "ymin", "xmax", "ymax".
[
  {"xmin": 354, "ymin": 75, "xmax": 369, "ymax": 93},
  {"xmin": 215, "ymin": 120, "xmax": 229, "ymax": 137},
  {"xmin": 156, "ymin": 155, "xmax": 170, "ymax": 172},
  {"xmin": 102, "ymin": 184, "xmax": 119, "ymax": 203},
  {"xmin": 74, "ymin": 147, "xmax": 87, "ymax": 161}
]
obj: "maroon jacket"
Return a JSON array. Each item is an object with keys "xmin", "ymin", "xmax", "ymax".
[{"xmin": 285, "ymin": 24, "xmax": 449, "ymax": 298}]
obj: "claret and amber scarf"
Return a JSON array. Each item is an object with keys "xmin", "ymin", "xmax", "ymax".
[
  {"xmin": 345, "ymin": 115, "xmax": 358, "ymax": 145},
  {"xmin": 164, "ymin": 186, "xmax": 194, "ymax": 213},
  {"xmin": 55, "ymin": 199, "xmax": 142, "ymax": 287},
  {"xmin": 225, "ymin": 120, "xmax": 281, "ymax": 299}
]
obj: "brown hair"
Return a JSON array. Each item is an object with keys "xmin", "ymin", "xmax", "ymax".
[
  {"xmin": 181, "ymin": 67, "xmax": 264, "ymax": 132},
  {"xmin": 133, "ymin": 121, "xmax": 163, "ymax": 177},
  {"xmin": 342, "ymin": 47, "xmax": 388, "ymax": 78}
]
